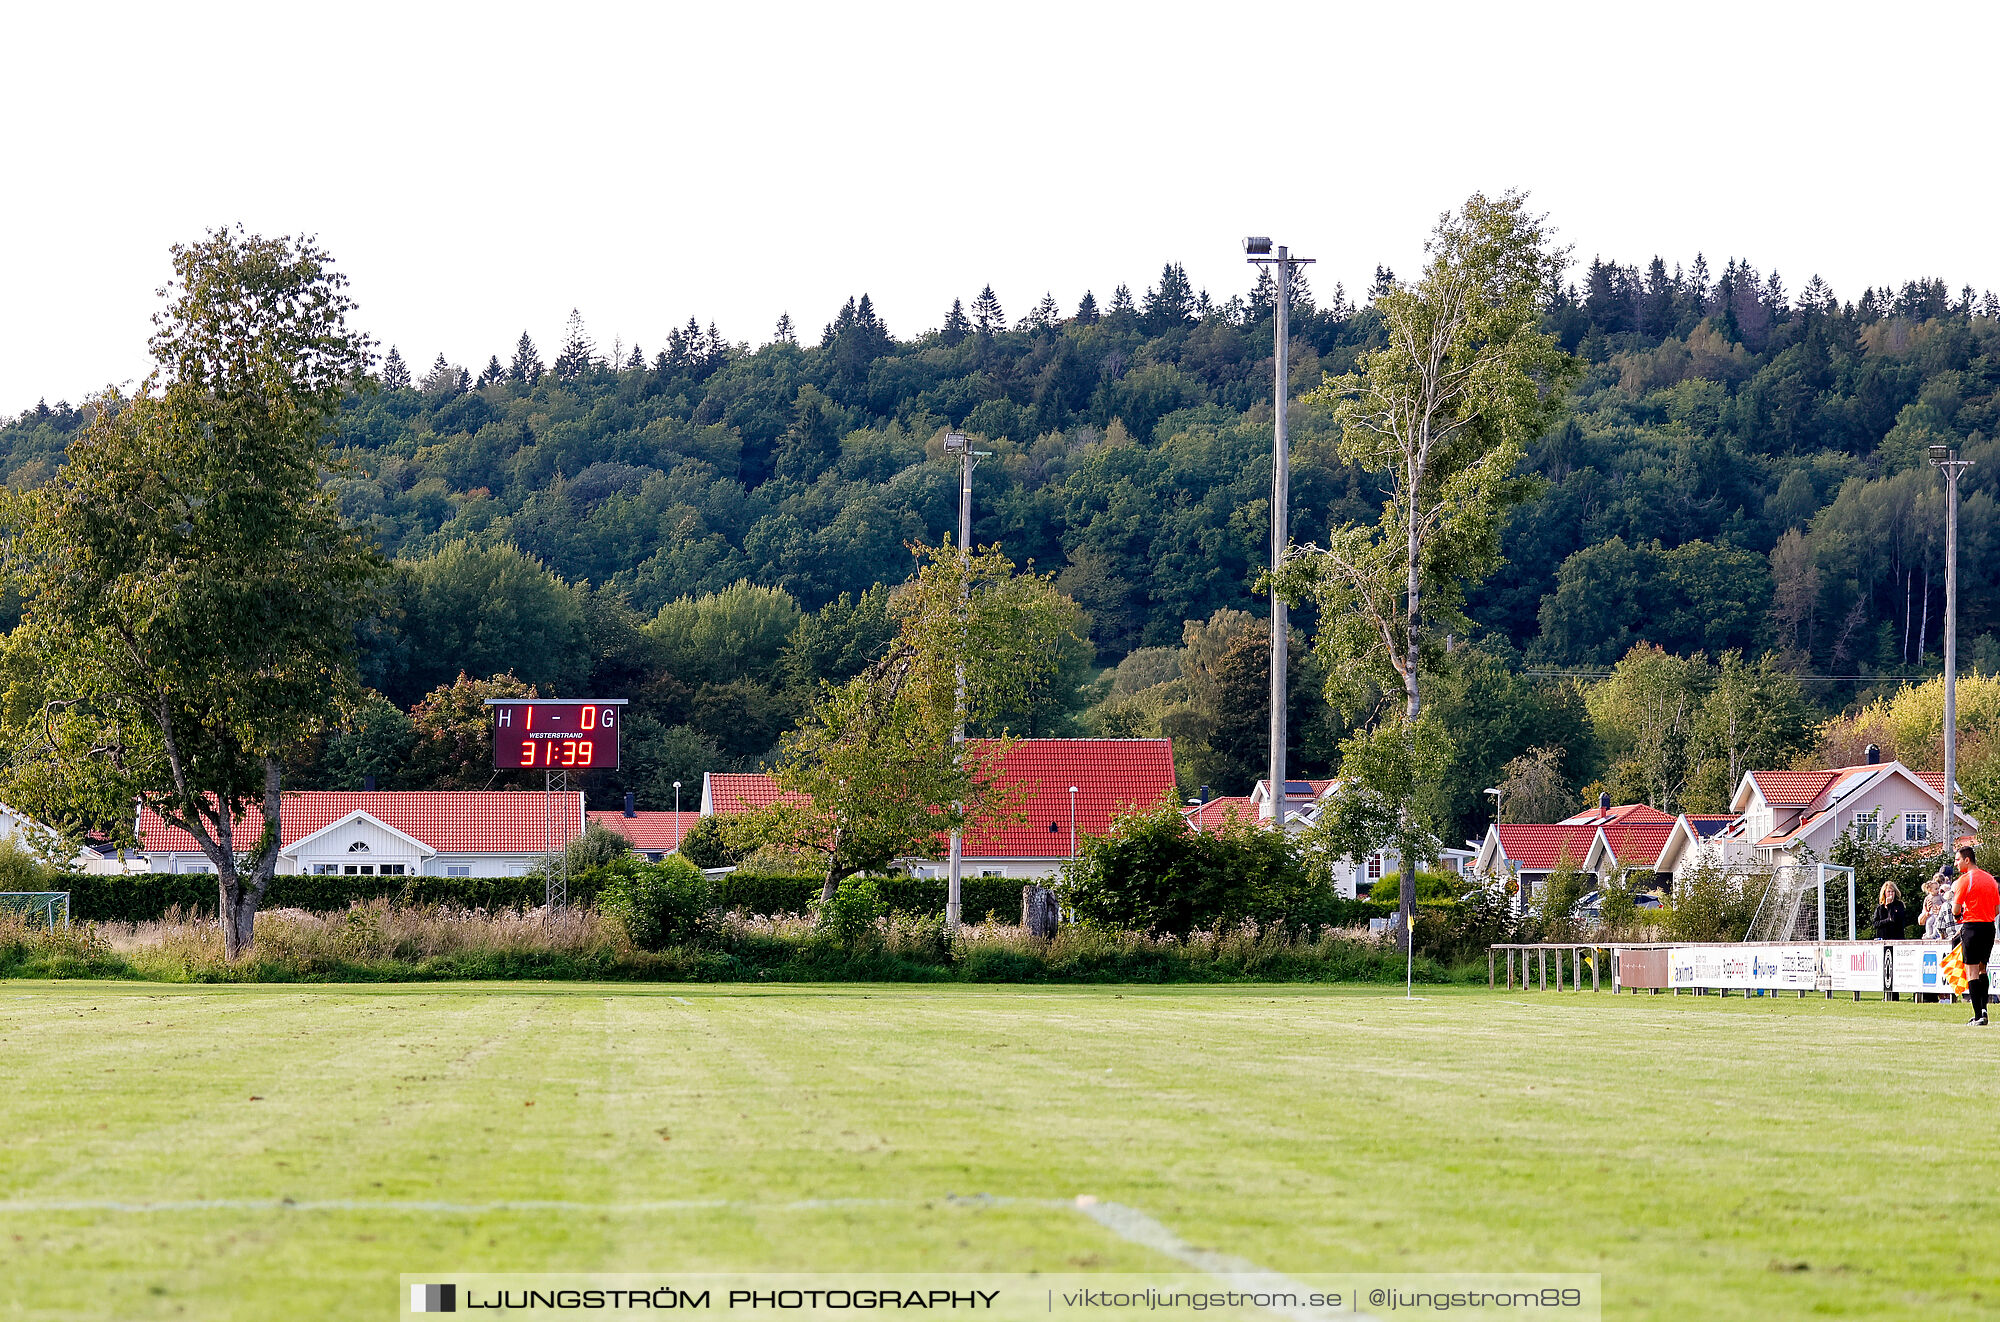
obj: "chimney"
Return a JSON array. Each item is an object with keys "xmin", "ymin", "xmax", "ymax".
[
  {"xmin": 1598, "ymin": 791, "xmax": 1611, "ymax": 813},
  {"xmin": 1199, "ymin": 784, "xmax": 1210, "ymax": 804},
  {"xmin": 1865, "ymin": 743, "xmax": 1881, "ymax": 765},
  {"xmin": 363, "ymin": 775, "xmax": 377, "ymax": 793},
  {"xmin": 623, "ymin": 791, "xmax": 637, "ymax": 818}
]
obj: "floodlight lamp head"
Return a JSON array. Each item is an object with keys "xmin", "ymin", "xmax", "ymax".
[
  {"xmin": 1243, "ymin": 236, "xmax": 1272, "ymax": 256},
  {"xmin": 1930, "ymin": 444, "xmax": 1952, "ymax": 465},
  {"xmin": 944, "ymin": 432, "xmax": 969, "ymax": 453}
]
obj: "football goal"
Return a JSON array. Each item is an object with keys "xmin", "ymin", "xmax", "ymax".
[{"xmin": 0, "ymin": 891, "xmax": 70, "ymax": 930}]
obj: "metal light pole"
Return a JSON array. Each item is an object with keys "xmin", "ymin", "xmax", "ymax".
[
  {"xmin": 1931, "ymin": 444, "xmax": 1974, "ymax": 846},
  {"xmin": 1244, "ymin": 238, "xmax": 1314, "ymax": 825},
  {"xmin": 673, "ymin": 780, "xmax": 682, "ymax": 851},
  {"xmin": 1069, "ymin": 786, "xmax": 1079, "ymax": 860},
  {"xmin": 944, "ymin": 431, "xmax": 991, "ymax": 927}
]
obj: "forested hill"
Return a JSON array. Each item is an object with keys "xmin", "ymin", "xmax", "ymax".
[{"xmin": 5, "ymin": 260, "xmax": 2000, "ymax": 816}]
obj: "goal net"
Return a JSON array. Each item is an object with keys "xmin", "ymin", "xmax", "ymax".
[
  {"xmin": 0, "ymin": 892, "xmax": 70, "ymax": 930},
  {"xmin": 1741, "ymin": 865, "xmax": 1857, "ymax": 943}
]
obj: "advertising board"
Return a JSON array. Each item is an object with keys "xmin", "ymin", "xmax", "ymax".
[
  {"xmin": 1817, "ymin": 943, "xmax": 1889, "ymax": 993},
  {"xmin": 1889, "ymin": 942, "xmax": 1951, "ymax": 994},
  {"xmin": 1667, "ymin": 943, "xmax": 1819, "ymax": 991}
]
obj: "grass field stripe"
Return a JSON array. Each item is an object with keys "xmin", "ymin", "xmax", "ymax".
[
  {"xmin": 0, "ymin": 1196, "xmax": 1030, "ymax": 1214},
  {"xmin": 1075, "ymin": 1201, "xmax": 1375, "ymax": 1322}
]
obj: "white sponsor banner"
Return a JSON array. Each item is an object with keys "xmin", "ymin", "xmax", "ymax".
[
  {"xmin": 1668, "ymin": 943, "xmax": 1820, "ymax": 990},
  {"xmin": 1819, "ymin": 943, "xmax": 1888, "ymax": 993},
  {"xmin": 1889, "ymin": 942, "xmax": 1952, "ymax": 993}
]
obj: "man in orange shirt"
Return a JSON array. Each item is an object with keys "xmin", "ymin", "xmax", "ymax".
[{"xmin": 1950, "ymin": 844, "xmax": 1998, "ymax": 1026}]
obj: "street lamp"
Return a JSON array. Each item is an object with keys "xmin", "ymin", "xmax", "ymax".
[
  {"xmin": 1244, "ymin": 237, "xmax": 1314, "ymax": 827},
  {"xmin": 1069, "ymin": 786, "xmax": 1079, "ymax": 861},
  {"xmin": 943, "ymin": 432, "xmax": 993, "ymax": 929},
  {"xmin": 673, "ymin": 781, "xmax": 683, "ymax": 851},
  {"xmin": 1930, "ymin": 444, "xmax": 1974, "ymax": 847},
  {"xmin": 1484, "ymin": 787, "xmax": 1502, "ymax": 824}
]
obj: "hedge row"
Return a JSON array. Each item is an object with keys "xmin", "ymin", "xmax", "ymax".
[
  {"xmin": 51, "ymin": 870, "xmax": 1037, "ymax": 924},
  {"xmin": 52, "ymin": 871, "xmax": 1406, "ymax": 927}
]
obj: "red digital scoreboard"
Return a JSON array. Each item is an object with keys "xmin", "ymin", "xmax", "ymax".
[{"xmin": 487, "ymin": 699, "xmax": 625, "ymax": 771}]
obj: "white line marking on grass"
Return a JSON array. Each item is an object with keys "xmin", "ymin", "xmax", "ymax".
[
  {"xmin": 672, "ymin": 996, "xmax": 694, "ymax": 1005},
  {"xmin": 1074, "ymin": 1199, "xmax": 1374, "ymax": 1322}
]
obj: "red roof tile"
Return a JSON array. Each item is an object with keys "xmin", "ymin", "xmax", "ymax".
[
  {"xmin": 964, "ymin": 738, "xmax": 1178, "ymax": 859},
  {"xmin": 1183, "ymin": 796, "xmax": 1260, "ymax": 831},
  {"xmin": 1748, "ymin": 770, "xmax": 1842, "ymax": 807},
  {"xmin": 587, "ymin": 810, "xmax": 704, "ymax": 852},
  {"xmin": 1600, "ymin": 821, "xmax": 1674, "ymax": 867},
  {"xmin": 137, "ymin": 791, "xmax": 580, "ymax": 855},
  {"xmin": 1491, "ymin": 824, "xmax": 1600, "ymax": 871},
  {"xmin": 704, "ymin": 774, "xmax": 806, "ymax": 815}
]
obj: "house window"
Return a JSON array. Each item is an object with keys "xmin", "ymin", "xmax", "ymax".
[
  {"xmin": 348, "ymin": 841, "xmax": 370, "ymax": 853},
  {"xmin": 1905, "ymin": 812, "xmax": 1931, "ymax": 844},
  {"xmin": 1852, "ymin": 811, "xmax": 1879, "ymax": 843},
  {"xmin": 979, "ymin": 869, "xmax": 1004, "ymax": 878},
  {"xmin": 1367, "ymin": 855, "xmax": 1382, "ymax": 880},
  {"xmin": 380, "ymin": 864, "xmax": 406, "ymax": 876},
  {"xmin": 345, "ymin": 864, "xmax": 376, "ymax": 875},
  {"xmin": 447, "ymin": 866, "xmax": 470, "ymax": 878},
  {"xmin": 313, "ymin": 864, "xmax": 338, "ymax": 875}
]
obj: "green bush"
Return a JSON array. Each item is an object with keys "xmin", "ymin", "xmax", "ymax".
[
  {"xmin": 677, "ymin": 816, "xmax": 740, "ymax": 870},
  {"xmin": 1062, "ymin": 800, "xmax": 1325, "ymax": 936},
  {"xmin": 817, "ymin": 875, "xmax": 884, "ymax": 946},
  {"xmin": 595, "ymin": 855, "xmax": 718, "ymax": 951},
  {"xmin": 1365, "ymin": 870, "xmax": 1465, "ymax": 904},
  {"xmin": 1663, "ymin": 861, "xmax": 1771, "ymax": 942}
]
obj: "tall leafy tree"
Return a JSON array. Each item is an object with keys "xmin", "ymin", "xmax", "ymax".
[
  {"xmin": 2, "ymin": 228, "xmax": 379, "ymax": 958},
  {"xmin": 731, "ymin": 543, "xmax": 1066, "ymax": 902},
  {"xmin": 1277, "ymin": 191, "xmax": 1579, "ymax": 937}
]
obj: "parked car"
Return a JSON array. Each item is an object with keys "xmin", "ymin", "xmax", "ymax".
[{"xmin": 1573, "ymin": 890, "xmax": 1664, "ymax": 923}]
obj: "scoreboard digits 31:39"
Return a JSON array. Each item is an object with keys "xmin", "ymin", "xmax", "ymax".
[{"xmin": 485, "ymin": 699, "xmax": 626, "ymax": 770}]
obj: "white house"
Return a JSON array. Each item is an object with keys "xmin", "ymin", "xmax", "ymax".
[
  {"xmin": 1729, "ymin": 754, "xmax": 1971, "ymax": 866},
  {"xmin": 1652, "ymin": 813, "xmax": 1751, "ymax": 891},
  {"xmin": 136, "ymin": 791, "xmax": 581, "ymax": 878}
]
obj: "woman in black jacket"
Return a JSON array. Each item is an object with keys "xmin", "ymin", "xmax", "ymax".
[{"xmin": 1873, "ymin": 882, "xmax": 1909, "ymax": 999}]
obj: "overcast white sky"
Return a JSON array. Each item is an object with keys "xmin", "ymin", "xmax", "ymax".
[{"xmin": 3, "ymin": 0, "xmax": 1995, "ymax": 417}]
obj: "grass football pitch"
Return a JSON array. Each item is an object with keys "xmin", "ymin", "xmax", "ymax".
[{"xmin": 0, "ymin": 981, "xmax": 1993, "ymax": 1321}]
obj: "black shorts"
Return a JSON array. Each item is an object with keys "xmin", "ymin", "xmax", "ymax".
[{"xmin": 1963, "ymin": 922, "xmax": 1996, "ymax": 966}]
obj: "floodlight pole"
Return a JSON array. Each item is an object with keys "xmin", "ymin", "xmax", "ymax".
[
  {"xmin": 1245, "ymin": 238, "xmax": 1314, "ymax": 825},
  {"xmin": 1069, "ymin": 786, "xmax": 1079, "ymax": 860},
  {"xmin": 1930, "ymin": 445, "xmax": 1973, "ymax": 849},
  {"xmin": 944, "ymin": 432, "xmax": 990, "ymax": 928},
  {"xmin": 674, "ymin": 780, "xmax": 683, "ymax": 851}
]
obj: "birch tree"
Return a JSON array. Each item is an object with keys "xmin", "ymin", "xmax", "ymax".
[{"xmin": 1275, "ymin": 192, "xmax": 1578, "ymax": 938}]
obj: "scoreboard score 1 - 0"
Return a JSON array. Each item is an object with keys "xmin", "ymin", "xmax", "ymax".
[{"xmin": 485, "ymin": 699, "xmax": 626, "ymax": 771}]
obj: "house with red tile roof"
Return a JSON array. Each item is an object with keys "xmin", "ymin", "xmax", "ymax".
[
  {"xmin": 1652, "ymin": 813, "xmax": 1752, "ymax": 890},
  {"xmin": 587, "ymin": 808, "xmax": 705, "ymax": 861},
  {"xmin": 1182, "ymin": 795, "xmax": 1258, "ymax": 833},
  {"xmin": 135, "ymin": 791, "xmax": 583, "ymax": 879},
  {"xmin": 1581, "ymin": 819, "xmax": 1677, "ymax": 883},
  {"xmin": 1729, "ymin": 754, "xmax": 1973, "ymax": 866},
  {"xmin": 1559, "ymin": 797, "xmax": 1675, "ymax": 828},
  {"xmin": 701, "ymin": 740, "xmax": 1179, "ymax": 881},
  {"xmin": 1470, "ymin": 823, "xmax": 1603, "ymax": 899}
]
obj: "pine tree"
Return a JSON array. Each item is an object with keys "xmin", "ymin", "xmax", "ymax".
[
  {"xmin": 554, "ymin": 308, "xmax": 595, "ymax": 382},
  {"xmin": 941, "ymin": 298, "xmax": 970, "ymax": 345},
  {"xmin": 1688, "ymin": 253, "xmax": 1711, "ymax": 313},
  {"xmin": 1249, "ymin": 267, "xmax": 1277, "ymax": 320},
  {"xmin": 509, "ymin": 331, "xmax": 543, "ymax": 384},
  {"xmin": 703, "ymin": 322, "xmax": 729, "ymax": 373},
  {"xmin": 971, "ymin": 284, "xmax": 1004, "ymax": 337},
  {"xmin": 382, "ymin": 346, "xmax": 412, "ymax": 389},
  {"xmin": 1032, "ymin": 291, "xmax": 1060, "ymax": 329},
  {"xmin": 1142, "ymin": 262, "xmax": 1194, "ymax": 334},
  {"xmin": 476, "ymin": 355, "xmax": 504, "ymax": 389},
  {"xmin": 626, "ymin": 343, "xmax": 645, "ymax": 370},
  {"xmin": 774, "ymin": 312, "xmax": 796, "ymax": 344},
  {"xmin": 1074, "ymin": 290, "xmax": 1099, "ymax": 324},
  {"xmin": 1368, "ymin": 265, "xmax": 1397, "ymax": 302},
  {"xmin": 1107, "ymin": 284, "xmax": 1136, "ymax": 326},
  {"xmin": 1982, "ymin": 291, "xmax": 2000, "ymax": 321},
  {"xmin": 419, "ymin": 353, "xmax": 450, "ymax": 392}
]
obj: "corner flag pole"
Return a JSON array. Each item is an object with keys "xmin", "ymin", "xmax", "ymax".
[{"xmin": 1405, "ymin": 910, "xmax": 1414, "ymax": 998}]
